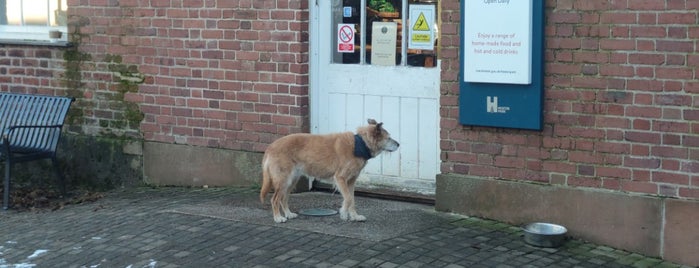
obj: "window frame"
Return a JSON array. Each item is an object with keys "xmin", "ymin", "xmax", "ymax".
[
  {"xmin": 333, "ymin": 0, "xmax": 438, "ymax": 67},
  {"xmin": 0, "ymin": 0, "xmax": 68, "ymax": 44}
]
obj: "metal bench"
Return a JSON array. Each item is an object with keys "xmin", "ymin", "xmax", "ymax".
[{"xmin": 0, "ymin": 93, "xmax": 74, "ymax": 210}]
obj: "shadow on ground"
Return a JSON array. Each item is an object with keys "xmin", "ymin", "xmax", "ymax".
[{"xmin": 166, "ymin": 191, "xmax": 459, "ymax": 242}]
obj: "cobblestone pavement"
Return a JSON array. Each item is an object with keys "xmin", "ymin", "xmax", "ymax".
[{"xmin": 0, "ymin": 187, "xmax": 689, "ymax": 268}]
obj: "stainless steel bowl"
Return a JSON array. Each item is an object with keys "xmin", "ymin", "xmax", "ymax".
[{"xmin": 522, "ymin": 222, "xmax": 568, "ymax": 248}]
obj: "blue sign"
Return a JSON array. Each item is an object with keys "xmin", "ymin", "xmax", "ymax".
[{"xmin": 459, "ymin": 1, "xmax": 544, "ymax": 130}]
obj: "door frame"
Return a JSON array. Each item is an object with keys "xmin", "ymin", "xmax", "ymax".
[{"xmin": 308, "ymin": 0, "xmax": 441, "ymax": 196}]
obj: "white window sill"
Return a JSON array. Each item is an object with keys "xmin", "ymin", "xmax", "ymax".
[{"xmin": 0, "ymin": 39, "xmax": 72, "ymax": 47}]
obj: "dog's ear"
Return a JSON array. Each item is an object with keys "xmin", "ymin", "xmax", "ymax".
[
  {"xmin": 367, "ymin": 118, "xmax": 377, "ymax": 125},
  {"xmin": 374, "ymin": 122, "xmax": 384, "ymax": 136}
]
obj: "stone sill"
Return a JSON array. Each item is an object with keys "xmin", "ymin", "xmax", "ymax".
[{"xmin": 0, "ymin": 39, "xmax": 73, "ymax": 47}]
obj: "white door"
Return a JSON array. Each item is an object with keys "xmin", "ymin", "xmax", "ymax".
[{"xmin": 309, "ymin": 0, "xmax": 440, "ymax": 195}]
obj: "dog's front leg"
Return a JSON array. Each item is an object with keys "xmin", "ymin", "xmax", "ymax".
[{"xmin": 335, "ymin": 175, "xmax": 366, "ymax": 222}]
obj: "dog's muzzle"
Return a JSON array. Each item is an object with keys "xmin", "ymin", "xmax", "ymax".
[{"xmin": 384, "ymin": 138, "xmax": 400, "ymax": 152}]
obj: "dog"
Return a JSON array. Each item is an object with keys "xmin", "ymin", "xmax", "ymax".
[{"xmin": 259, "ymin": 119, "xmax": 400, "ymax": 223}]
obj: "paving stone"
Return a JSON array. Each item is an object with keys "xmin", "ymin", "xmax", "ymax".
[{"xmin": 0, "ymin": 187, "xmax": 687, "ymax": 267}]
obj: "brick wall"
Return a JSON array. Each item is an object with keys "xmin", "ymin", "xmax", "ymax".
[
  {"xmin": 439, "ymin": 0, "xmax": 698, "ymax": 199},
  {"xmin": 1, "ymin": 0, "xmax": 310, "ymax": 152},
  {"xmin": 85, "ymin": 0, "xmax": 310, "ymax": 152},
  {"xmin": 0, "ymin": 47, "xmax": 67, "ymax": 96}
]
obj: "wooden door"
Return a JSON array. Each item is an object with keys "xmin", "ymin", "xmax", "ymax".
[{"xmin": 309, "ymin": 0, "xmax": 440, "ymax": 195}]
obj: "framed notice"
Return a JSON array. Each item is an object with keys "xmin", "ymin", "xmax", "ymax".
[
  {"xmin": 463, "ymin": 0, "xmax": 533, "ymax": 85},
  {"xmin": 371, "ymin": 22, "xmax": 397, "ymax": 66}
]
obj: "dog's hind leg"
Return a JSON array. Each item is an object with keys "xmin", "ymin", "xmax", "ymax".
[
  {"xmin": 280, "ymin": 168, "xmax": 300, "ymax": 220},
  {"xmin": 269, "ymin": 162, "xmax": 290, "ymax": 223},
  {"xmin": 270, "ymin": 165, "xmax": 302, "ymax": 223},
  {"xmin": 281, "ymin": 185, "xmax": 298, "ymax": 220},
  {"xmin": 335, "ymin": 175, "xmax": 366, "ymax": 222},
  {"xmin": 271, "ymin": 189, "xmax": 287, "ymax": 223}
]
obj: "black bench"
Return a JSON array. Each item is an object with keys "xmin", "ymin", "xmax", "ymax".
[{"xmin": 0, "ymin": 93, "xmax": 74, "ymax": 210}]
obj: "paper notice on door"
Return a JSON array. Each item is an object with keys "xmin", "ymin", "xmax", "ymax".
[
  {"xmin": 371, "ymin": 22, "xmax": 397, "ymax": 66},
  {"xmin": 408, "ymin": 4, "xmax": 435, "ymax": 50}
]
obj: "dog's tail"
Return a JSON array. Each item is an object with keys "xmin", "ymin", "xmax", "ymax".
[{"xmin": 259, "ymin": 155, "xmax": 272, "ymax": 204}]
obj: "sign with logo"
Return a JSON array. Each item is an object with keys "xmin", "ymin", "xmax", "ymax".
[
  {"xmin": 337, "ymin": 24, "xmax": 355, "ymax": 53},
  {"xmin": 459, "ymin": 0, "xmax": 544, "ymax": 130},
  {"xmin": 408, "ymin": 4, "xmax": 435, "ymax": 50},
  {"xmin": 486, "ymin": 96, "xmax": 510, "ymax": 114}
]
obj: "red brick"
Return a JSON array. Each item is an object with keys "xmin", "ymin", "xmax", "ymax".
[
  {"xmin": 271, "ymin": 115, "xmax": 297, "ymax": 126},
  {"xmin": 628, "ymin": 0, "xmax": 665, "ymax": 10},
  {"xmin": 568, "ymin": 176, "xmax": 602, "ymax": 188},
  {"xmin": 656, "ymin": 40, "xmax": 695, "ymax": 53},
  {"xmin": 662, "ymin": 134, "xmax": 682, "ymax": 146},
  {"xmin": 599, "ymin": 65, "xmax": 634, "ymax": 77},
  {"xmin": 690, "ymin": 26, "xmax": 699, "ymax": 38},
  {"xmin": 626, "ymin": 106, "xmax": 662, "ymax": 118},
  {"xmin": 656, "ymin": 94, "xmax": 692, "ymax": 106},
  {"xmin": 667, "ymin": 27, "xmax": 688, "ymax": 39},
  {"xmin": 658, "ymin": 12, "xmax": 697, "ymax": 24},
  {"xmin": 625, "ymin": 131, "xmax": 661, "ymax": 144},
  {"xmin": 652, "ymin": 171, "xmax": 690, "ymax": 185},
  {"xmin": 549, "ymin": 12, "xmax": 582, "ymax": 23},
  {"xmin": 682, "ymin": 136, "xmax": 699, "ymax": 149},
  {"xmin": 571, "ymin": 77, "xmax": 606, "ymax": 89},
  {"xmin": 468, "ymin": 165, "xmax": 501, "ymax": 177},
  {"xmin": 186, "ymin": 99, "xmax": 208, "ymax": 108},
  {"xmin": 630, "ymin": 26, "xmax": 666, "ymax": 38},
  {"xmin": 621, "ymin": 181, "xmax": 657, "ymax": 195},
  {"xmin": 628, "ymin": 53, "xmax": 665, "ymax": 65},
  {"xmin": 662, "ymin": 159, "xmax": 681, "ymax": 171},
  {"xmin": 494, "ymin": 156, "xmax": 525, "ymax": 168},
  {"xmin": 547, "ymin": 38, "xmax": 582, "ymax": 49},
  {"xmin": 651, "ymin": 145, "xmax": 688, "ymax": 158},
  {"xmin": 679, "ymin": 187, "xmax": 699, "ymax": 199},
  {"xmin": 573, "ymin": 0, "xmax": 610, "ymax": 10},
  {"xmin": 600, "ymin": 12, "xmax": 636, "ymax": 24},
  {"xmin": 624, "ymin": 156, "xmax": 660, "ymax": 169},
  {"xmin": 597, "ymin": 167, "xmax": 632, "ymax": 179},
  {"xmin": 656, "ymin": 67, "xmax": 692, "ymax": 79}
]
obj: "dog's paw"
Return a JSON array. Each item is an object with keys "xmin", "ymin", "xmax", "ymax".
[
  {"xmin": 286, "ymin": 212, "xmax": 298, "ymax": 219},
  {"xmin": 350, "ymin": 214, "xmax": 366, "ymax": 222},
  {"xmin": 340, "ymin": 209, "xmax": 366, "ymax": 222},
  {"xmin": 274, "ymin": 216, "xmax": 288, "ymax": 223}
]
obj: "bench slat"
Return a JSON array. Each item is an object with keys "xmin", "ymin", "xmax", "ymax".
[{"xmin": 17, "ymin": 98, "xmax": 53, "ymax": 151}]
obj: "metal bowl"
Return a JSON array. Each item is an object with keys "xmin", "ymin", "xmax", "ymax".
[{"xmin": 522, "ymin": 222, "xmax": 568, "ymax": 248}]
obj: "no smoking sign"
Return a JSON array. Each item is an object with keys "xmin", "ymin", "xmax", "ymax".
[{"xmin": 337, "ymin": 24, "xmax": 355, "ymax": 53}]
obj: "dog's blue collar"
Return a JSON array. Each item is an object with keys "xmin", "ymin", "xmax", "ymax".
[{"xmin": 354, "ymin": 134, "xmax": 373, "ymax": 160}]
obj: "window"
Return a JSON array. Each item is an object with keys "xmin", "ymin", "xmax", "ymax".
[
  {"xmin": 334, "ymin": 0, "xmax": 439, "ymax": 67},
  {"xmin": 0, "ymin": 0, "xmax": 68, "ymax": 43}
]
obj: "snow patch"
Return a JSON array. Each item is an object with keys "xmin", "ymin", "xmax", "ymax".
[{"xmin": 27, "ymin": 250, "xmax": 48, "ymax": 259}]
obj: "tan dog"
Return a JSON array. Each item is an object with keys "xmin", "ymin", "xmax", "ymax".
[{"xmin": 259, "ymin": 119, "xmax": 400, "ymax": 223}]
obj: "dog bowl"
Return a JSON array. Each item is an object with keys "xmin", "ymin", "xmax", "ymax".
[
  {"xmin": 298, "ymin": 208, "xmax": 338, "ymax": 217},
  {"xmin": 522, "ymin": 222, "xmax": 568, "ymax": 248}
]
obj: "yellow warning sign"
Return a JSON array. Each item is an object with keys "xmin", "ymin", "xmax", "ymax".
[
  {"xmin": 412, "ymin": 33, "xmax": 431, "ymax": 43},
  {"xmin": 412, "ymin": 13, "xmax": 430, "ymax": 31},
  {"xmin": 409, "ymin": 4, "xmax": 435, "ymax": 50}
]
